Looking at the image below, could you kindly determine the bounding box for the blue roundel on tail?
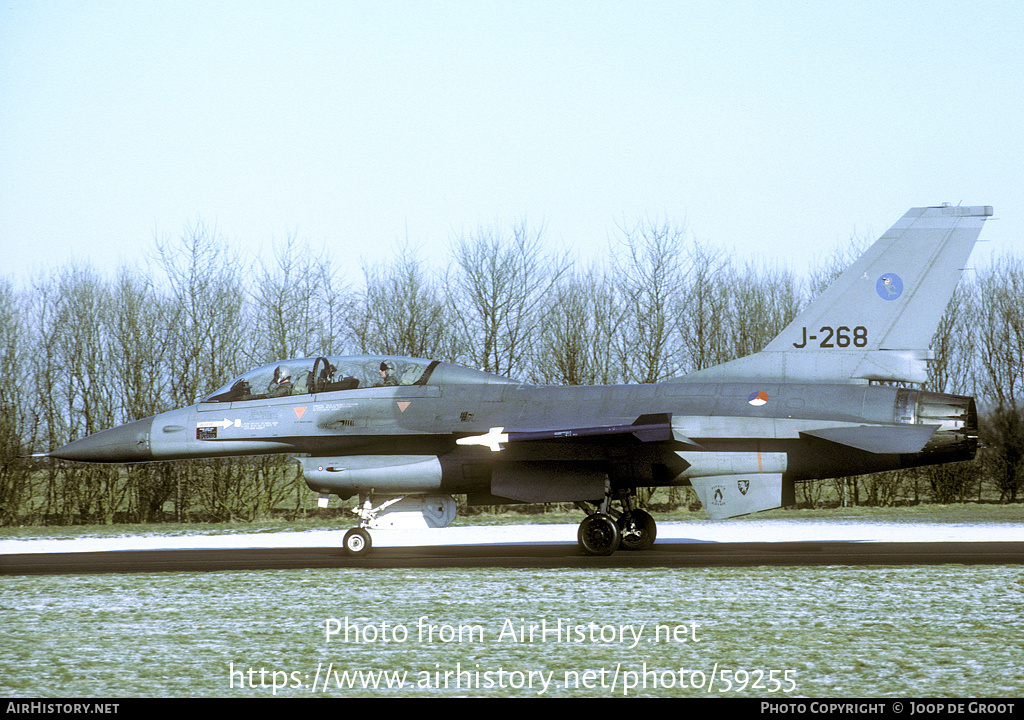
[876,273,903,301]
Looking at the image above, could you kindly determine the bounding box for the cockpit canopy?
[202,355,438,403]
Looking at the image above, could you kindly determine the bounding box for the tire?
[343,528,372,556]
[577,513,621,556]
[617,509,657,551]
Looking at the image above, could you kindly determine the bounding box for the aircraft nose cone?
[48,417,154,463]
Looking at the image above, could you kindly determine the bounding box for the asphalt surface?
[3,521,1022,574]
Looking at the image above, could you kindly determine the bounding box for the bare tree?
[106,268,179,521]
[611,218,689,383]
[728,261,802,360]
[677,240,732,373]
[108,268,175,420]
[251,234,347,362]
[928,280,977,396]
[308,252,351,358]
[353,246,460,360]
[974,257,1024,502]
[450,221,570,378]
[155,219,247,404]
[532,267,624,385]
[0,280,35,524]
[25,266,127,523]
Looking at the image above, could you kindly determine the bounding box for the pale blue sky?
[2,1,1020,285]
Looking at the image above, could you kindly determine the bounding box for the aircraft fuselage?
[54,379,976,504]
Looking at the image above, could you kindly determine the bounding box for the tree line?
[1,219,1021,525]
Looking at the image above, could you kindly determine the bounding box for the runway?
[3,520,1022,574]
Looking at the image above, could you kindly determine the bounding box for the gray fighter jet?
[45,205,993,555]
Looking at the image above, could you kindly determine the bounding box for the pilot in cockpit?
[377,360,399,387]
[267,365,293,397]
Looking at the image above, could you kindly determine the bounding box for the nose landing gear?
[343,527,372,556]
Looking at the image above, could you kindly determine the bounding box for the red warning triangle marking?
[294,407,307,419]
[397,401,411,412]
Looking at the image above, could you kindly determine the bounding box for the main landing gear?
[575,491,657,556]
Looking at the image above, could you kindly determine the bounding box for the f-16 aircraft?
[45,205,992,556]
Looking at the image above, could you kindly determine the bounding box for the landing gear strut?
[575,490,657,555]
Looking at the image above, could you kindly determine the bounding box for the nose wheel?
[343,527,372,556]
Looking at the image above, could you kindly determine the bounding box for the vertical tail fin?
[688,205,992,384]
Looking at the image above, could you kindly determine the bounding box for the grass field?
[1,505,1022,699]
[2,565,1022,698]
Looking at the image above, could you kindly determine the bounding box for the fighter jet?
[44,205,992,556]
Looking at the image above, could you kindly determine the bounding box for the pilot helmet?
[274,365,292,383]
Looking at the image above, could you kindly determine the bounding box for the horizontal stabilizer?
[690,473,789,521]
[801,424,938,454]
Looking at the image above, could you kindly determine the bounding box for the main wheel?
[617,509,657,551]
[343,528,372,556]
[577,513,621,556]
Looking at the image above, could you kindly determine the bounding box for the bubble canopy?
[201,355,439,403]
